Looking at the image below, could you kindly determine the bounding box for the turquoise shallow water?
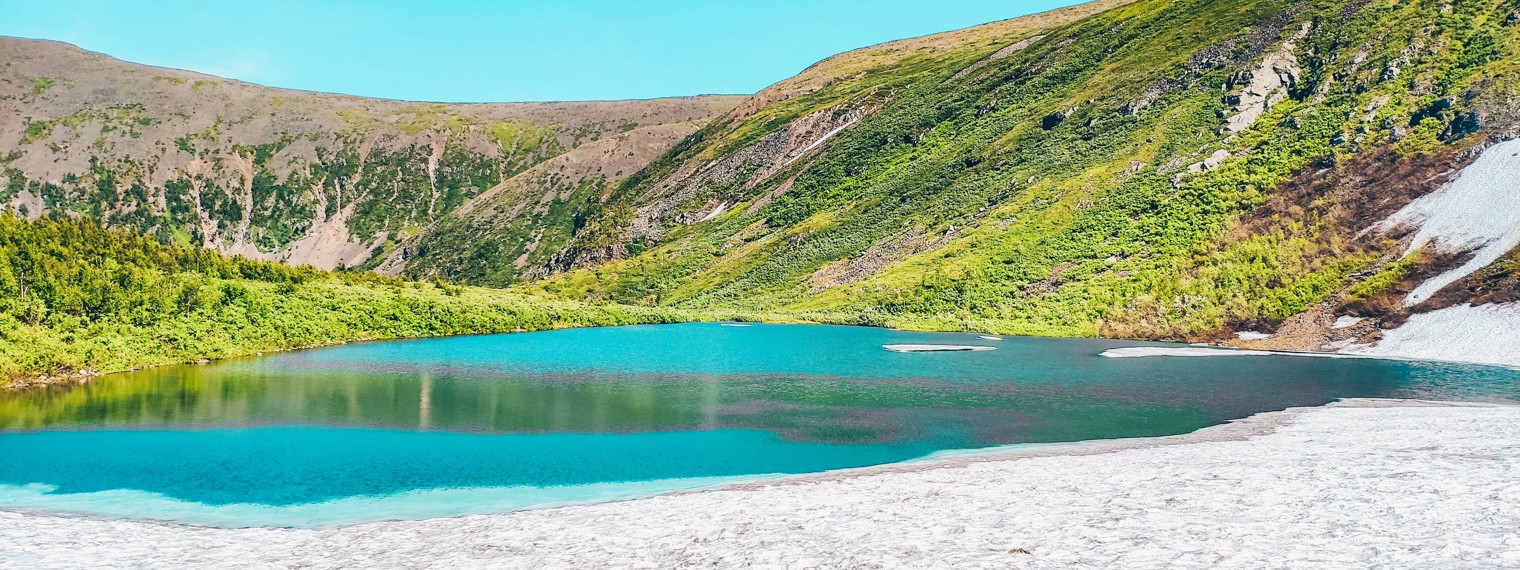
[1,323,1517,527]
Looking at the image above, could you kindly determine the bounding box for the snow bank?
[1235,331,1272,340]
[3,401,1516,568]
[1341,302,1520,368]
[1372,139,1520,306]
[0,475,770,530]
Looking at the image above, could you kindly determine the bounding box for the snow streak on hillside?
[1373,139,1520,306]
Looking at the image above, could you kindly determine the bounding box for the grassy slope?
[7,0,1516,385]
[0,214,766,386]
[393,0,1137,290]
[530,0,1519,339]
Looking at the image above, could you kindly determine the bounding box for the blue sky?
[0,0,1077,102]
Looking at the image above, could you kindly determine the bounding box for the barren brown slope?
[0,37,741,269]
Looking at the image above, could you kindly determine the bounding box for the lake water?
[1,323,1516,527]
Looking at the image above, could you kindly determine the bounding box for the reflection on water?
[0,323,1516,526]
[4,323,1516,444]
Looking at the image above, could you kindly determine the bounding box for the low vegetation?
[4,0,1518,385]
[530,0,1518,340]
[0,214,755,386]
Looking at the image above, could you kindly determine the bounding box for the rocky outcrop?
[1224,23,1309,133]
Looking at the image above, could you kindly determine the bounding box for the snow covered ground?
[3,399,1517,569]
[1371,138,1520,306]
[1342,302,1520,368]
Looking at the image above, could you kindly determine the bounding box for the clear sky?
[0,0,1078,103]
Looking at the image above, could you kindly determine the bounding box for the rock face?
[1225,24,1307,133]
[0,37,740,270]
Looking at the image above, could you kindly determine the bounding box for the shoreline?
[11,313,1517,392]
[4,398,1518,567]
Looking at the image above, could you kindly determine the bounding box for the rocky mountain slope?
[0,38,740,270]
[517,0,1520,357]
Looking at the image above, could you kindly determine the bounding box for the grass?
[0,214,769,386]
[520,0,1520,342]
[29,76,55,96]
[9,0,1518,372]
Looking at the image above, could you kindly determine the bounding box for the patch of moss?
[29,76,55,95]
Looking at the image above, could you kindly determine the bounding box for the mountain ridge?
[0,36,741,270]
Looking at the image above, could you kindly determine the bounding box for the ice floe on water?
[718,323,752,327]
[3,402,1517,568]
[883,344,996,353]
[977,335,1003,341]
[1371,138,1520,306]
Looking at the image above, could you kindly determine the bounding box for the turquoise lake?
[1,323,1517,527]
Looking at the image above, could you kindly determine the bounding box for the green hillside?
[4,0,1520,385]
[0,214,727,386]
[520,0,1518,340]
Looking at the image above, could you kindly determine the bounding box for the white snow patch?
[3,402,1518,568]
[783,117,859,166]
[1340,302,1520,368]
[697,201,729,222]
[1331,315,1364,329]
[883,344,996,353]
[1371,139,1520,306]
[1235,331,1272,341]
[0,475,769,530]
